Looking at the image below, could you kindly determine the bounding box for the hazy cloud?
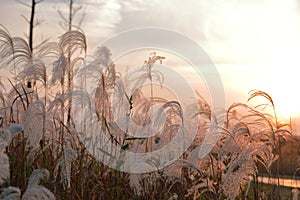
[115,0,300,64]
[0,0,300,63]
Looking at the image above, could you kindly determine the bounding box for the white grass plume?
[27,169,49,187]
[0,154,10,185]
[292,188,299,200]
[0,186,21,200]
[0,25,32,73]
[51,54,68,85]
[0,128,11,154]
[18,59,47,86]
[7,124,23,139]
[53,148,77,190]
[22,168,55,200]
[24,101,50,153]
[22,186,55,200]
[0,128,11,185]
[59,30,86,57]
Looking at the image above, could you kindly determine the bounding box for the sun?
[258,72,300,121]
[272,90,300,120]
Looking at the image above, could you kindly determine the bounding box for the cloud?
[115,0,300,64]
[81,0,122,50]
[1,0,300,64]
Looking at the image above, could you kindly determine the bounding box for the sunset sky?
[0,0,300,120]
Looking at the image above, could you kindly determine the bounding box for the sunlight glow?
[217,63,300,120]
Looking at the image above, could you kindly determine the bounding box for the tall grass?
[0,24,298,200]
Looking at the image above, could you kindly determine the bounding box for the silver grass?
[92,46,111,63]
[27,169,49,187]
[133,69,164,91]
[222,143,275,199]
[53,148,77,190]
[49,30,86,95]
[292,188,299,200]
[184,95,284,199]
[0,26,32,72]
[214,94,289,199]
[77,46,116,91]
[223,163,255,200]
[51,54,68,85]
[0,78,6,112]
[123,64,164,95]
[198,125,222,159]
[0,154,9,185]
[78,46,111,79]
[6,83,26,105]
[0,77,6,92]
[59,30,86,57]
[0,92,5,109]
[94,77,113,123]
[0,187,21,200]
[69,56,84,77]
[22,169,55,200]
[6,83,28,123]
[18,59,47,86]
[24,101,50,152]
[47,96,64,114]
[64,90,91,112]
[144,52,165,65]
[9,37,32,68]
[36,42,61,59]
[7,124,23,139]
[116,89,172,135]
[47,90,91,117]
[0,25,19,76]
[222,144,255,198]
[0,25,14,60]
[76,47,117,131]
[0,128,11,153]
[185,179,215,200]
[130,90,152,126]
[22,100,57,162]
[129,172,160,197]
[22,186,55,200]
[129,173,143,196]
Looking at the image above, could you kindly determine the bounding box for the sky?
[0,0,300,121]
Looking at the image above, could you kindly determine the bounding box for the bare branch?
[59,22,68,31]
[36,0,45,4]
[21,14,30,23]
[58,10,68,23]
[73,5,83,16]
[23,32,29,40]
[16,0,31,7]
[63,0,69,6]
[78,13,86,28]
[34,18,45,27]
